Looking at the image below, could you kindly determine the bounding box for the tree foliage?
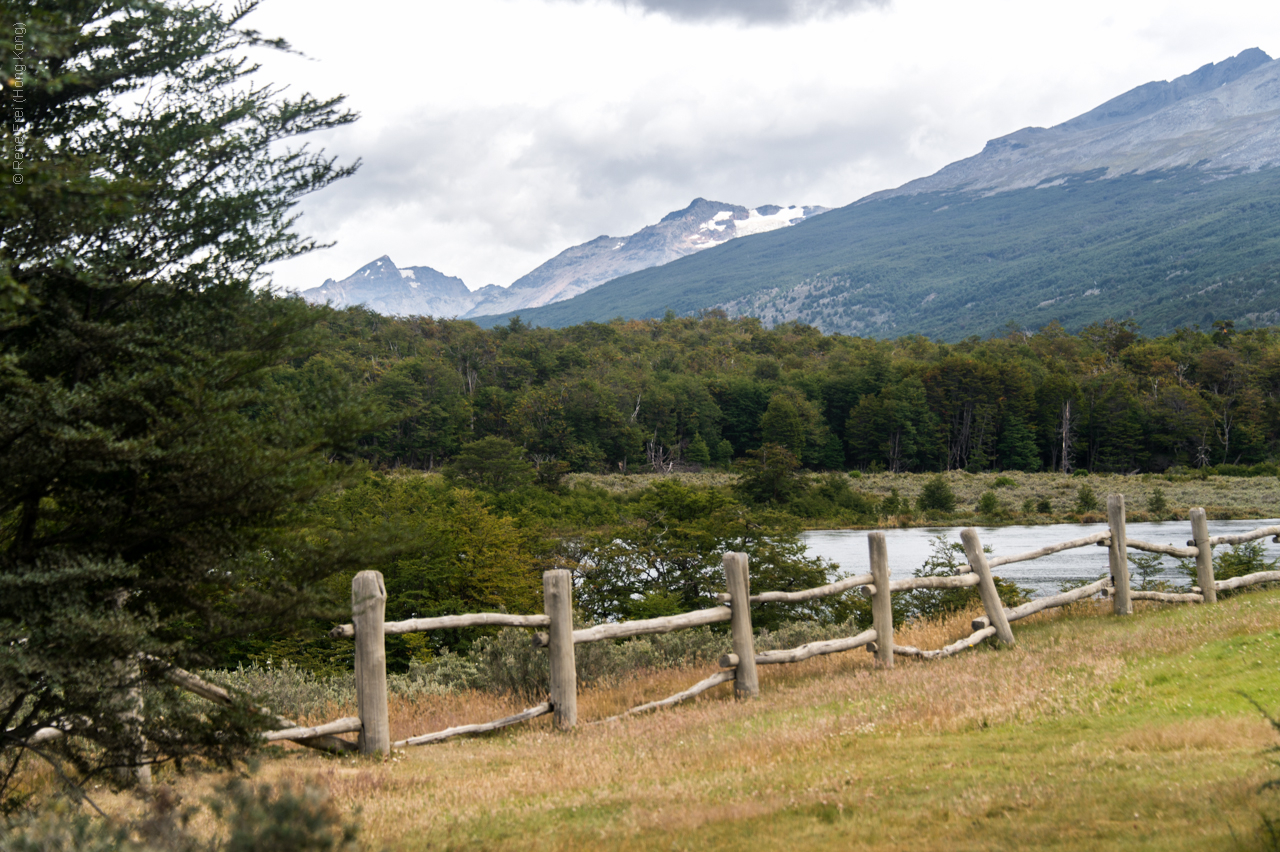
[0,0,371,799]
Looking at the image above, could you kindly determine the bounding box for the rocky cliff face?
[868,48,1280,201]
[299,200,827,318]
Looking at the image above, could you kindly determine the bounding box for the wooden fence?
[105,496,1280,757]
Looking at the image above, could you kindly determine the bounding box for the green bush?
[1147,487,1169,516]
[992,476,1017,488]
[1074,484,1099,513]
[1214,542,1278,585]
[916,475,957,513]
[1036,497,1053,514]
[902,536,1030,622]
[976,491,1001,515]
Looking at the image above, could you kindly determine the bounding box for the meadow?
[61,589,1280,851]
[569,468,1280,527]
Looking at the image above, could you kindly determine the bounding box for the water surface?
[801,519,1280,598]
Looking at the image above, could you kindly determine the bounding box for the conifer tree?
[0,0,377,799]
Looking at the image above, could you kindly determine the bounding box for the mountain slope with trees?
[472,51,1280,339]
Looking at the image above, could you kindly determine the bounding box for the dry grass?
[73,590,1280,851]
[569,469,1280,526]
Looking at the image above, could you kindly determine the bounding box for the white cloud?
[249,0,1280,293]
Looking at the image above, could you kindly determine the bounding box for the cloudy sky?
[245,0,1280,293]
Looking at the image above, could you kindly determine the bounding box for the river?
[801,519,1280,598]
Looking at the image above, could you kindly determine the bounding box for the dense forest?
[310,309,1280,476]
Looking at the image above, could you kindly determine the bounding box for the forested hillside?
[473,168,1280,338]
[313,309,1280,475]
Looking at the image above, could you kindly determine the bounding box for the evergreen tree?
[1,0,374,799]
[996,415,1041,471]
[685,432,712,465]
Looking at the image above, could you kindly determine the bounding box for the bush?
[916,475,957,513]
[902,536,1030,622]
[976,491,1001,515]
[1214,541,1278,585]
[1074,484,1099,513]
[1036,497,1053,514]
[992,476,1017,488]
[1147,487,1169,516]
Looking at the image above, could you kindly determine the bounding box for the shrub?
[1215,541,1278,584]
[1021,498,1036,514]
[902,536,1030,622]
[1074,484,1099,513]
[992,476,1017,488]
[976,491,1001,515]
[878,488,907,518]
[916,475,957,513]
[1128,551,1180,592]
[1147,487,1169,516]
[1036,497,1053,514]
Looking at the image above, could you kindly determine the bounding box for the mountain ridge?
[298,199,827,318]
[468,49,1280,340]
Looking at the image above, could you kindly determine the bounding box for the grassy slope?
[474,167,1280,341]
[97,590,1280,851]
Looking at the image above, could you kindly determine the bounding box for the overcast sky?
[245,0,1280,293]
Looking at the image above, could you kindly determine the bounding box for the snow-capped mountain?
[298,200,828,318]
[299,257,475,318]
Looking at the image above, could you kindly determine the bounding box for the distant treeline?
[307,309,1280,475]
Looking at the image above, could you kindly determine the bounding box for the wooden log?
[352,570,390,755]
[1207,525,1280,547]
[397,702,551,747]
[263,717,364,742]
[329,612,551,639]
[884,574,981,593]
[531,606,732,647]
[1129,590,1205,603]
[1108,495,1132,616]
[713,573,875,604]
[718,653,740,668]
[138,655,357,754]
[987,531,1111,568]
[543,569,577,730]
[595,672,735,723]
[961,528,1015,646]
[112,652,151,786]
[754,629,878,665]
[394,703,553,747]
[1190,508,1217,606]
[869,532,893,668]
[1126,538,1199,559]
[1215,570,1280,591]
[971,576,1110,631]
[26,726,68,745]
[893,626,998,660]
[723,552,760,699]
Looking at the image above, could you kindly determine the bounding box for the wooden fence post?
[723,552,759,698]
[868,532,893,668]
[543,569,577,729]
[1190,508,1216,605]
[960,528,1015,646]
[1107,494,1132,615]
[352,570,390,755]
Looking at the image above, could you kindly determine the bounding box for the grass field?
[567,469,1280,528]
[80,589,1280,851]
